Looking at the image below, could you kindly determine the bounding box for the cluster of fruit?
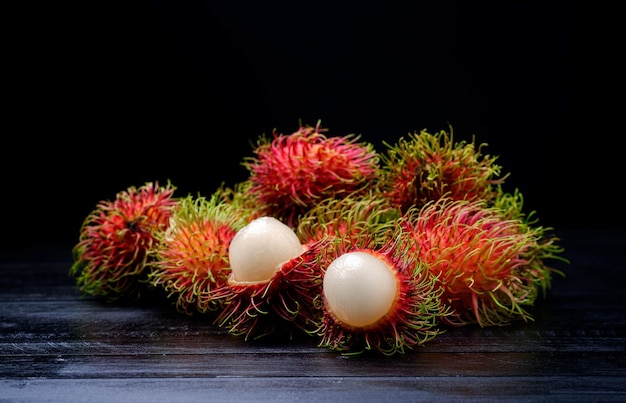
[70,122,567,356]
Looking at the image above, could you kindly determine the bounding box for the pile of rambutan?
[70,121,568,356]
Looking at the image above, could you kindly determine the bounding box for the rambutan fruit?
[295,191,400,248]
[400,197,566,327]
[309,232,448,356]
[242,121,380,227]
[212,180,264,222]
[147,192,252,316]
[214,216,329,340]
[379,128,506,213]
[69,181,178,302]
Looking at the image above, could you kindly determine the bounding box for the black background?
[3,2,623,261]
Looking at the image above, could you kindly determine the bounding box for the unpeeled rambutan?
[69,181,178,302]
[147,193,252,315]
[309,232,448,356]
[214,216,329,340]
[295,191,400,248]
[400,197,566,327]
[379,128,506,213]
[242,121,380,227]
[212,180,264,222]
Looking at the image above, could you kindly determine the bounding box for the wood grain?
[1,229,625,402]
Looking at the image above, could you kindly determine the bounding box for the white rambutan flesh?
[323,251,399,328]
[228,216,306,283]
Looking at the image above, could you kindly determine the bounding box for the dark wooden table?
[1,229,625,402]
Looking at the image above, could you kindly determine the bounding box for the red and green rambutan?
[309,231,449,356]
[400,196,566,327]
[69,181,178,302]
[147,192,253,316]
[295,191,400,248]
[242,121,380,227]
[211,180,264,222]
[378,128,506,213]
[214,216,330,340]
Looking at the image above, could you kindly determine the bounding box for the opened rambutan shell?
[310,233,448,356]
[69,181,178,302]
[214,216,329,340]
[243,121,380,227]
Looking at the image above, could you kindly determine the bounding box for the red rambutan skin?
[148,194,249,315]
[70,181,177,302]
[243,122,380,227]
[401,197,561,327]
[213,240,329,340]
[309,236,447,356]
[379,128,506,213]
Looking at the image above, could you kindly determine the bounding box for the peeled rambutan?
[242,121,380,227]
[69,181,178,302]
[379,128,506,213]
[147,193,252,315]
[214,216,329,340]
[309,232,448,356]
[400,197,566,327]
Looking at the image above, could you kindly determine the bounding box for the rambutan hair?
[70,181,178,302]
[400,197,565,327]
[242,121,380,227]
[379,128,506,213]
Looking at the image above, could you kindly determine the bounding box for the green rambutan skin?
[147,192,253,316]
[308,231,450,356]
[69,181,178,302]
[400,197,566,327]
[242,121,381,227]
[211,180,264,222]
[295,191,400,248]
[379,128,507,213]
